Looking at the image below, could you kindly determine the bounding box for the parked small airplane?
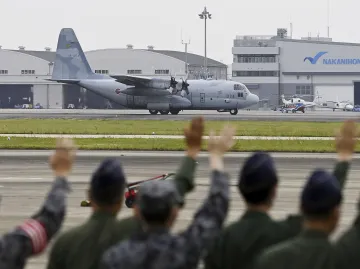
[48,28,259,115]
[320,98,354,111]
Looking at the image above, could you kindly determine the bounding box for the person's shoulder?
[258,239,293,262]
[53,224,85,246]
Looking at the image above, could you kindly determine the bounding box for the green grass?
[0,119,346,137]
[0,137,355,152]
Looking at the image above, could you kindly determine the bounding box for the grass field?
[0,119,346,137]
[0,137,354,152]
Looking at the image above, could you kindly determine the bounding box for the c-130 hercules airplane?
[48,28,259,115]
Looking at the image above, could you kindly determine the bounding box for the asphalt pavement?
[0,109,358,121]
[0,151,358,269]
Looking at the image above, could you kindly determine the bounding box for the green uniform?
[204,161,349,269]
[254,230,336,269]
[46,156,197,269]
[333,210,360,268]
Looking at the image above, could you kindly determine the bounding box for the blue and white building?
[232,28,360,108]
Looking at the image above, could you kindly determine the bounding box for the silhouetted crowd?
[0,117,359,269]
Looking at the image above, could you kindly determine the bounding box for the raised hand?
[49,138,77,177]
[184,117,204,158]
[335,120,359,160]
[208,125,236,156]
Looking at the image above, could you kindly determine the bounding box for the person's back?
[255,169,344,269]
[47,117,204,269]
[49,212,135,269]
[255,230,336,269]
[205,121,354,269]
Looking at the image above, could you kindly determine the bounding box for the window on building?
[305,85,311,95]
[95,70,109,74]
[127,70,142,74]
[0,70,8,75]
[154,69,170,75]
[232,70,278,77]
[235,54,277,63]
[21,70,35,75]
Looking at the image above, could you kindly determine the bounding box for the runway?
[0,150,359,269]
[0,109,358,122]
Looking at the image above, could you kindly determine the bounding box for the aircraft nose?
[250,94,259,105]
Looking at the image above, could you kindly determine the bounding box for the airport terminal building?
[0,45,227,109]
[232,28,360,109]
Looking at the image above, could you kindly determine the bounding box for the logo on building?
[303,52,328,64]
[304,51,360,65]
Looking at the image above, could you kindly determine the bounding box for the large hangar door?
[63,84,81,109]
[354,82,360,106]
[0,85,32,108]
[314,85,354,104]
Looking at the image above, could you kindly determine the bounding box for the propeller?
[170,76,178,89]
[180,78,190,96]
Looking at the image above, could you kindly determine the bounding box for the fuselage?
[79,78,259,111]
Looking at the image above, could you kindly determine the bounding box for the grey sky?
[0,0,357,64]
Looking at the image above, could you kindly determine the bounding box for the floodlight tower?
[198,6,211,78]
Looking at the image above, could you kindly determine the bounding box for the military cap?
[239,151,278,192]
[301,169,342,214]
[136,179,183,215]
[90,158,126,192]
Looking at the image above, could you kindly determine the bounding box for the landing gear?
[170,109,180,115]
[159,110,169,115]
[149,110,158,115]
[230,109,238,115]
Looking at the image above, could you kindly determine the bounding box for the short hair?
[90,158,126,207]
[301,169,342,220]
[140,206,173,225]
[238,152,278,205]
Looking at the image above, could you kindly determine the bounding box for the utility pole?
[181,38,190,75]
[198,7,211,78]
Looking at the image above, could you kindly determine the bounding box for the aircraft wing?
[111,75,154,87]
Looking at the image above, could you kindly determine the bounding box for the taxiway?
[0,151,358,269]
[0,109,358,122]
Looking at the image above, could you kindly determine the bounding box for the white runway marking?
[0,134,335,140]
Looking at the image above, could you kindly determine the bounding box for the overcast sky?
[0,0,357,64]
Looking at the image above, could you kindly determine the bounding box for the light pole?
[198,6,211,78]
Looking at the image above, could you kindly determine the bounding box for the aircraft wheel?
[160,110,169,115]
[125,197,135,208]
[149,110,158,115]
[230,109,238,115]
[170,109,180,115]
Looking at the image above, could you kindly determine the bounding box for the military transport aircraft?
[48,28,259,115]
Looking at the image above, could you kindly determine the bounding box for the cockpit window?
[234,84,246,91]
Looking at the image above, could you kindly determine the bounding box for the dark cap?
[301,169,342,214]
[90,158,126,205]
[136,179,182,215]
[239,152,278,192]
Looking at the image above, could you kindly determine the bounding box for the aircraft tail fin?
[52,28,94,81]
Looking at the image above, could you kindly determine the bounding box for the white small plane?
[320,98,354,111]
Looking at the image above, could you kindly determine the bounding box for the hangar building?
[232,28,360,109]
[0,45,227,109]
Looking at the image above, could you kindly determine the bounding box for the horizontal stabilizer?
[45,79,80,84]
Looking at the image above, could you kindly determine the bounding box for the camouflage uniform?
[100,170,229,269]
[0,177,70,269]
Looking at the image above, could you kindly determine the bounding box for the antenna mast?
[327,0,330,37]
[181,31,190,75]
